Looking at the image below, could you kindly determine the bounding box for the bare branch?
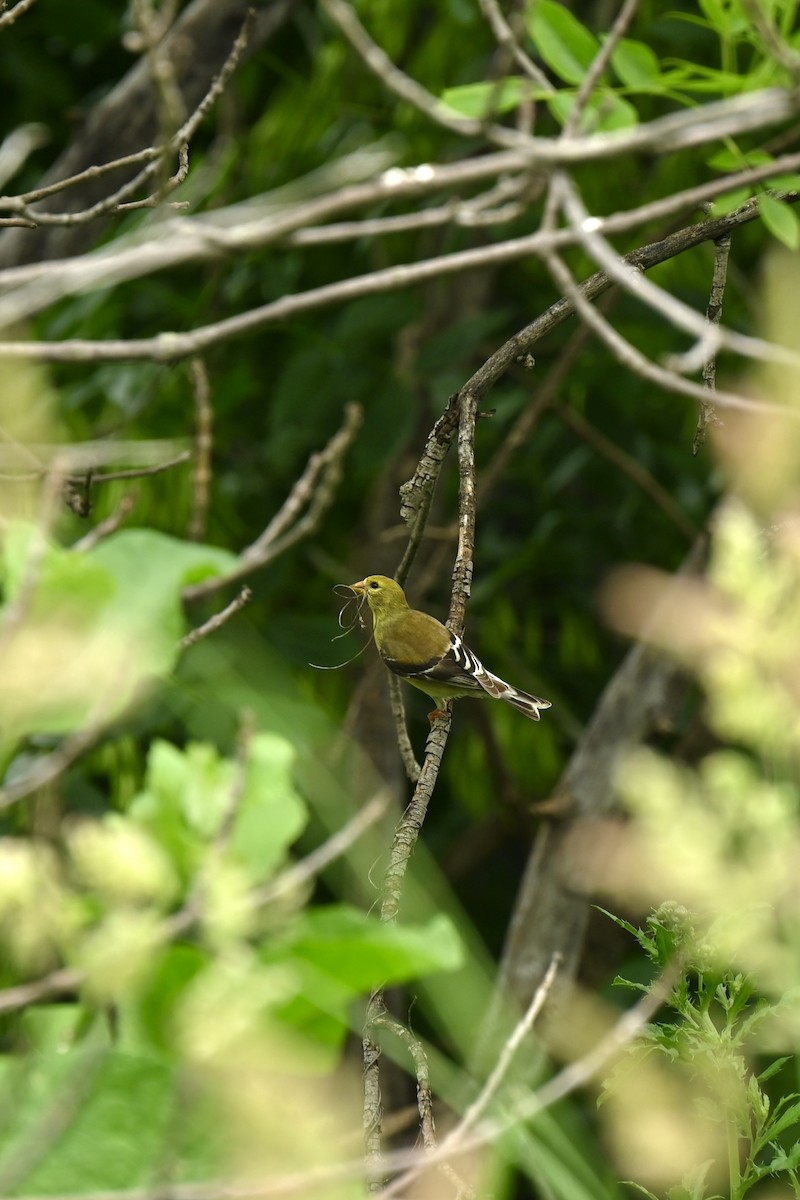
[383,961,679,1199]
[398,394,459,541]
[1,141,792,291]
[565,0,639,135]
[542,245,789,415]
[555,403,699,539]
[388,674,421,784]
[254,789,392,907]
[0,722,102,811]
[693,234,732,454]
[319,0,522,148]
[0,10,251,229]
[2,182,798,368]
[183,403,362,602]
[71,492,138,551]
[180,586,252,648]
[81,451,192,485]
[448,953,561,1144]
[0,0,37,29]
[2,138,800,347]
[0,967,80,1016]
[479,0,551,87]
[552,171,800,371]
[448,390,479,636]
[188,357,213,540]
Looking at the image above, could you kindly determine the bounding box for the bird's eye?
[369,580,380,590]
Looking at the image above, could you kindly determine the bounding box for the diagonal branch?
[183,403,362,602]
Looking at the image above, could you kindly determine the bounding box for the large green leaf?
[228,732,308,880]
[759,193,800,250]
[0,526,237,738]
[527,0,600,85]
[131,734,307,884]
[88,528,238,676]
[285,905,464,990]
[0,1043,175,1195]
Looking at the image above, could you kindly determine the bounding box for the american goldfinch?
[351,575,551,721]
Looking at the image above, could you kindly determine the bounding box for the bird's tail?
[504,687,552,721]
[477,669,552,721]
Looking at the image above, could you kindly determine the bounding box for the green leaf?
[0,1045,176,1193]
[440,77,542,118]
[286,906,464,991]
[760,193,800,249]
[137,944,208,1053]
[758,1056,791,1083]
[89,528,238,677]
[610,38,661,89]
[131,735,306,884]
[760,1098,800,1142]
[227,732,307,880]
[712,186,753,215]
[548,88,638,132]
[760,1141,800,1175]
[0,524,119,736]
[527,0,600,85]
[707,147,773,172]
[0,526,238,739]
[140,739,234,836]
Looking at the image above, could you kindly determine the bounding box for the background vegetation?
[2,0,800,1196]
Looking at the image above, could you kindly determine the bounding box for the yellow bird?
[351,575,551,721]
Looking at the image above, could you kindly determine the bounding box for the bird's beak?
[350,579,366,595]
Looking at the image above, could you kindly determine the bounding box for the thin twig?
[0,966,80,1015]
[564,0,639,136]
[542,245,784,417]
[448,390,479,636]
[447,953,561,1145]
[80,451,192,484]
[552,171,795,375]
[387,675,421,784]
[693,233,731,454]
[188,357,213,540]
[0,722,102,811]
[183,403,362,602]
[398,394,459,548]
[554,403,698,540]
[71,492,138,552]
[3,184,798,374]
[479,0,550,87]
[319,0,524,150]
[381,961,679,1199]
[371,1006,475,1197]
[181,586,252,649]
[0,12,253,227]
[254,789,392,907]
[372,1005,437,1151]
[0,0,37,28]
[361,710,453,1179]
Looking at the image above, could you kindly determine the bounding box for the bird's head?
[350,574,409,615]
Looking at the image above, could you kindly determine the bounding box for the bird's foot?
[427,707,448,722]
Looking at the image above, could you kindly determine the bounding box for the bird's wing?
[383,631,486,694]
